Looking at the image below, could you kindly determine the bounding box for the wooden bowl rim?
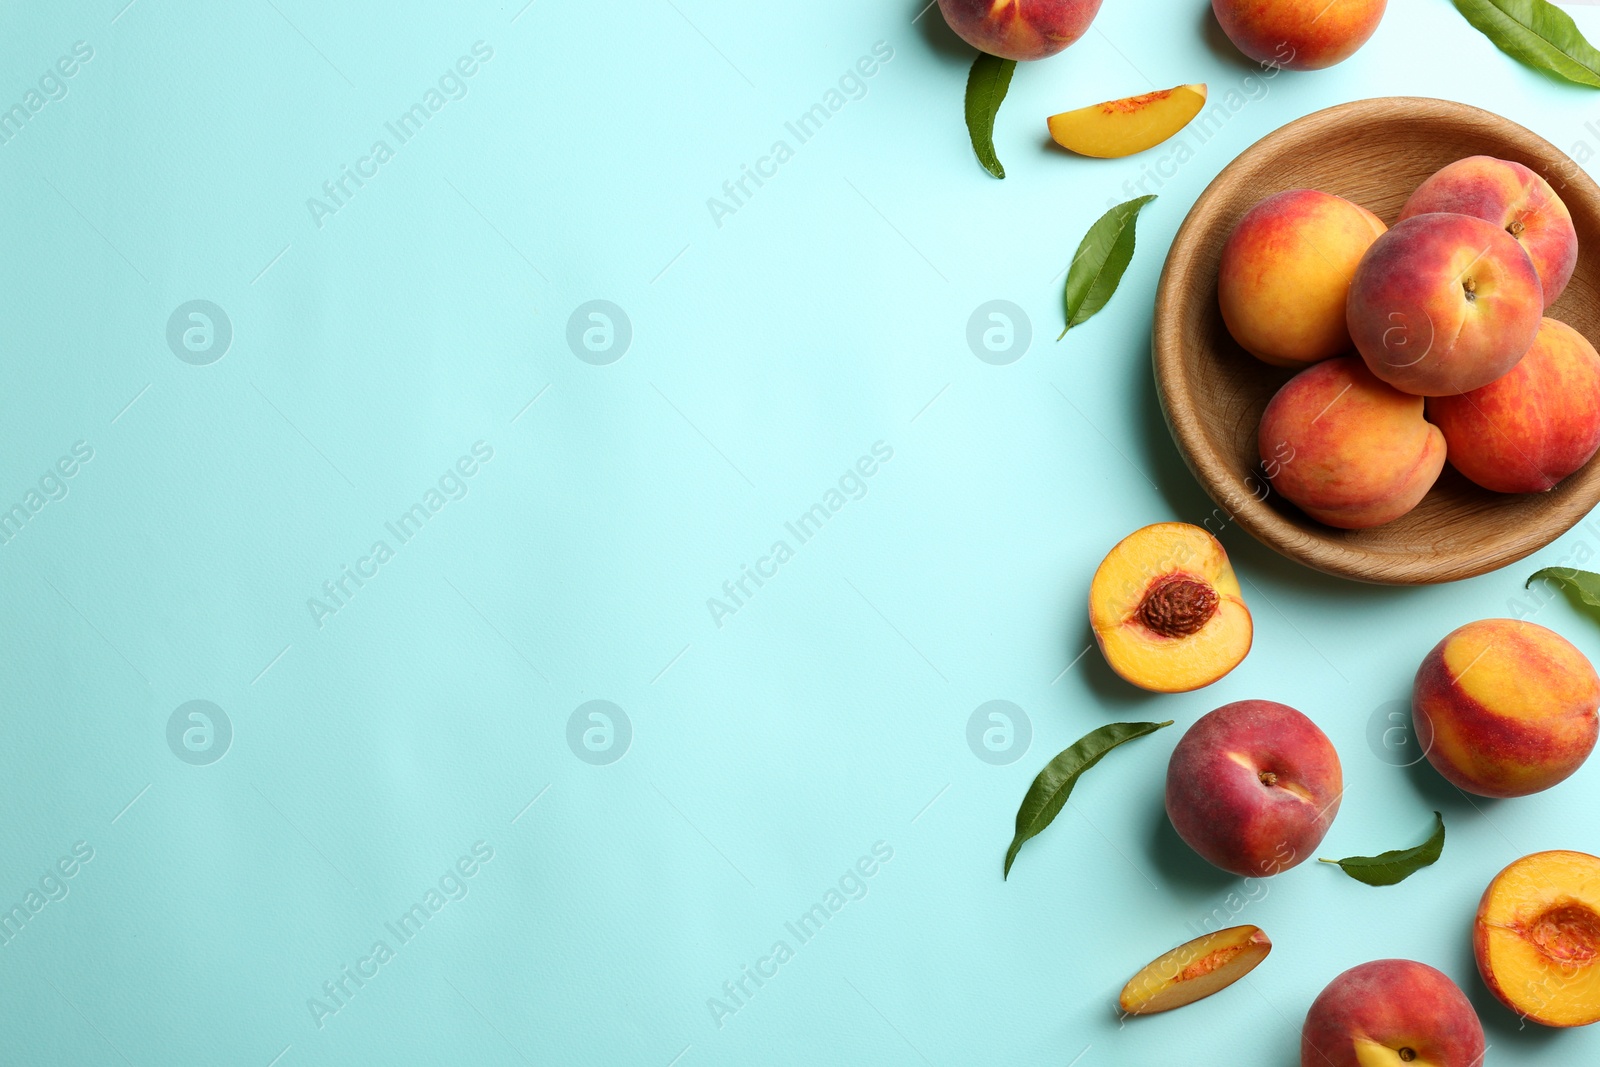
[1153,96,1600,585]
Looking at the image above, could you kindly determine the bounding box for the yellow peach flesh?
[1119,925,1271,1015]
[1476,850,1600,1027]
[1089,523,1252,693]
[1047,84,1208,159]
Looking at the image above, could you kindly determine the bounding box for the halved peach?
[1089,523,1252,693]
[1047,84,1207,159]
[1120,925,1271,1015]
[1476,849,1600,1027]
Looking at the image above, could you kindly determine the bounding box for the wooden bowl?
[1154,97,1600,585]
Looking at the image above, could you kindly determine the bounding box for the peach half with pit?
[1476,849,1600,1027]
[1088,522,1252,693]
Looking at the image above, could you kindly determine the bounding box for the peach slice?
[1475,850,1600,1027]
[1047,84,1207,159]
[1119,925,1271,1015]
[1088,523,1252,693]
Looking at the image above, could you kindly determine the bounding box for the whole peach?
[1212,0,1387,71]
[1258,356,1446,529]
[937,0,1103,62]
[1348,212,1543,396]
[1401,155,1578,307]
[1413,618,1600,798]
[1218,189,1386,368]
[1301,960,1485,1067]
[1165,700,1342,878]
[1428,318,1600,493]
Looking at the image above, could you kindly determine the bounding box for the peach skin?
[1257,356,1446,529]
[1088,523,1252,693]
[1401,155,1578,307]
[1413,618,1600,798]
[1476,850,1600,1027]
[1165,700,1341,878]
[1348,212,1543,396]
[937,0,1103,61]
[1218,189,1386,368]
[1428,318,1600,493]
[1301,959,1486,1067]
[1212,0,1387,71]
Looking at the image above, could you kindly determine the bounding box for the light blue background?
[5,0,1600,1063]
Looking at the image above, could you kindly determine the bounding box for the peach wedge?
[1048,84,1207,158]
[1089,523,1252,693]
[1120,925,1271,1015]
[1476,850,1600,1027]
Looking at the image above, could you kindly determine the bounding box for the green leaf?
[1319,812,1446,887]
[1528,567,1600,616]
[1004,720,1173,879]
[1452,0,1600,88]
[1059,195,1157,341]
[965,52,1016,179]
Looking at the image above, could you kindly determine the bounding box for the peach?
[1218,189,1386,368]
[1212,0,1387,71]
[937,0,1103,62]
[1165,700,1341,878]
[1047,84,1207,159]
[1258,356,1446,529]
[1428,318,1600,493]
[1301,959,1486,1067]
[1088,523,1252,693]
[1119,925,1271,1015]
[1348,212,1543,396]
[1401,155,1578,307]
[1476,850,1600,1027]
[1413,618,1600,798]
